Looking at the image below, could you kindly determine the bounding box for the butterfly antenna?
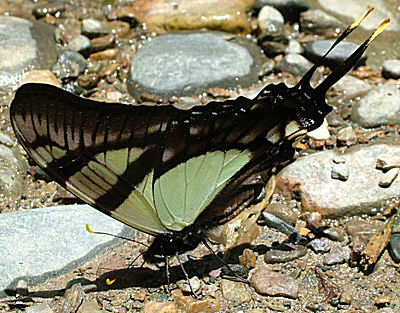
[315,17,390,95]
[296,6,375,89]
[85,224,149,248]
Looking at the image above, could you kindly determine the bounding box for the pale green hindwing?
[153,149,252,231]
[79,147,170,235]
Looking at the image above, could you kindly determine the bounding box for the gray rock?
[331,163,349,181]
[128,32,265,98]
[300,9,344,35]
[351,84,400,128]
[316,0,400,31]
[382,59,400,79]
[304,40,367,69]
[333,75,373,99]
[285,39,303,54]
[52,50,87,79]
[0,205,135,298]
[376,154,400,170]
[68,35,92,53]
[276,53,313,77]
[257,5,285,33]
[254,0,310,22]
[275,144,400,217]
[81,19,109,38]
[0,145,27,198]
[0,16,57,93]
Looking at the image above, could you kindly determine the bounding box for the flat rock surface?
[127,31,265,98]
[0,16,57,93]
[275,143,400,217]
[0,205,133,298]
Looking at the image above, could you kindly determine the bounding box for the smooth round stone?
[128,32,265,98]
[81,18,109,38]
[0,16,57,93]
[67,35,91,53]
[333,75,372,100]
[276,53,312,76]
[300,9,344,35]
[254,0,310,22]
[351,84,400,128]
[285,39,303,54]
[258,5,284,33]
[382,59,400,79]
[304,40,367,69]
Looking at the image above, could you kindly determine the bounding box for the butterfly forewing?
[11,84,291,235]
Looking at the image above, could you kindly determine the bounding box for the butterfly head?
[276,14,390,135]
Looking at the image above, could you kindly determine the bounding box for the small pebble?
[179,276,201,294]
[382,59,400,79]
[220,279,251,305]
[331,163,349,181]
[16,279,28,296]
[333,157,345,164]
[376,154,400,170]
[250,268,299,299]
[68,35,91,53]
[323,246,351,265]
[285,39,303,54]
[276,53,313,77]
[52,50,87,79]
[81,18,109,38]
[379,168,399,188]
[257,5,284,34]
[264,243,307,264]
[309,238,331,253]
[77,73,100,89]
[337,126,356,145]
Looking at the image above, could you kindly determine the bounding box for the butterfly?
[10,10,388,264]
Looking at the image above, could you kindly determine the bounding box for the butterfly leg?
[202,238,248,284]
[175,253,200,298]
[164,255,171,294]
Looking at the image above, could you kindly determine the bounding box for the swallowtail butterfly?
[10,10,388,261]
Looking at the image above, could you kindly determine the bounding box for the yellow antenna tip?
[370,18,390,42]
[106,278,116,285]
[351,6,374,28]
[86,224,95,234]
